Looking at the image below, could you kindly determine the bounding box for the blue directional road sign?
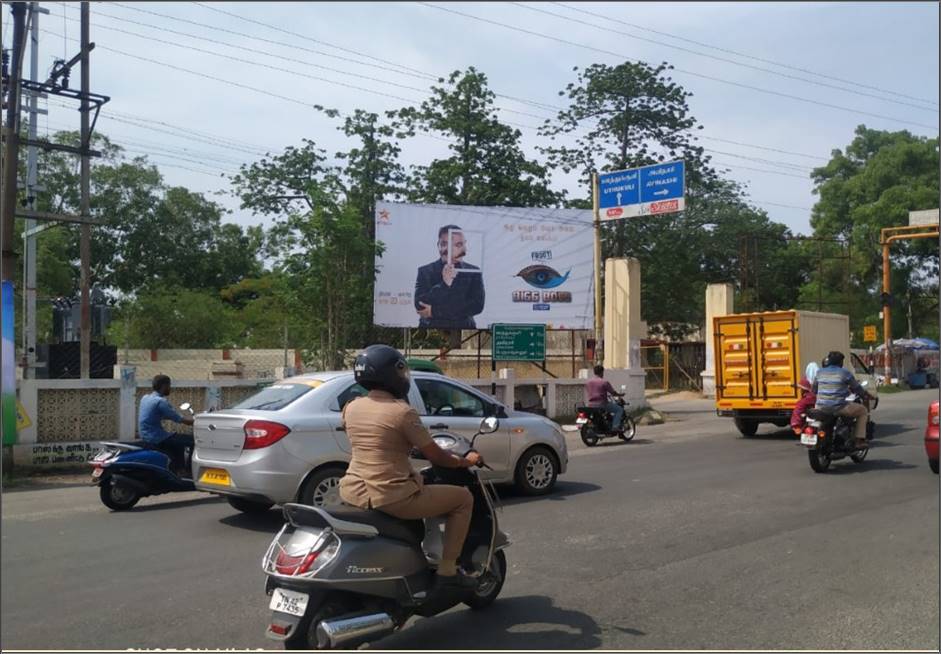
[597,160,685,221]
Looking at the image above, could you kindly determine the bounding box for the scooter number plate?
[269,587,308,617]
[800,434,818,446]
[575,418,588,425]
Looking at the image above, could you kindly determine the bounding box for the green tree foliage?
[392,68,563,207]
[540,61,793,338]
[806,125,939,342]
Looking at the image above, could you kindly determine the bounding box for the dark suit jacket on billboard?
[414,259,485,330]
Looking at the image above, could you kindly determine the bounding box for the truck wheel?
[734,417,759,438]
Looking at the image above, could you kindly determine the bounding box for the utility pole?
[79,1,91,379]
[23,1,49,380]
[1,2,27,284]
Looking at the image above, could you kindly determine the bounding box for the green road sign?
[492,324,546,361]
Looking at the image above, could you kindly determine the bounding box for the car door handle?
[335,426,345,432]
[429,423,449,430]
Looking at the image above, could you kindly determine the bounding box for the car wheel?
[734,417,759,438]
[930,459,939,474]
[299,466,346,507]
[514,446,558,496]
[227,497,274,514]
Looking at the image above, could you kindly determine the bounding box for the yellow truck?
[714,310,851,437]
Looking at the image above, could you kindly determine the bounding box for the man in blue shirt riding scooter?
[138,374,195,476]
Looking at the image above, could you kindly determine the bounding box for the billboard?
[373,202,594,329]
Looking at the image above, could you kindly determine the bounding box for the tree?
[231,142,381,368]
[18,131,261,296]
[117,286,238,349]
[540,61,792,339]
[392,68,563,207]
[539,61,718,194]
[807,125,939,342]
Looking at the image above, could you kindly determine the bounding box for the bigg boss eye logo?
[515,265,571,289]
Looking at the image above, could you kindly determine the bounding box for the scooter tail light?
[274,550,319,576]
[577,412,587,420]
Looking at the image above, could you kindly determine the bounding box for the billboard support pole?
[592,172,602,362]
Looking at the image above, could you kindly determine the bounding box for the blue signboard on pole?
[597,160,685,221]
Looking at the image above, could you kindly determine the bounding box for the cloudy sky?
[8,1,940,235]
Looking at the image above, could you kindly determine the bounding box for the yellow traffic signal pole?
[880,224,940,380]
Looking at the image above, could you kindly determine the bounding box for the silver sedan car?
[193,371,568,513]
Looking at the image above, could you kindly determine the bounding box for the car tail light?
[244,420,291,449]
[274,550,319,575]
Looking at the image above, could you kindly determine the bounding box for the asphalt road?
[2,390,938,650]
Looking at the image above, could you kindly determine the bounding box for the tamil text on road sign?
[598,160,686,221]
[863,325,877,342]
[492,324,546,362]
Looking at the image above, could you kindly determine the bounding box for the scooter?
[90,403,196,511]
[261,416,510,650]
[575,387,636,446]
[800,388,878,473]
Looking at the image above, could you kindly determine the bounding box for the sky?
[6,1,940,236]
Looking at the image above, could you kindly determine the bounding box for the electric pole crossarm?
[14,210,97,225]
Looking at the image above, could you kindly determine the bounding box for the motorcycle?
[575,388,636,447]
[90,402,196,510]
[801,388,878,473]
[261,416,509,650]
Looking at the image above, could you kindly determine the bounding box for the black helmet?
[353,344,411,399]
[823,351,845,367]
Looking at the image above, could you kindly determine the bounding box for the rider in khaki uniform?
[339,345,483,589]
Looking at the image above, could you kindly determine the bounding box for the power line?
[711,160,810,180]
[418,2,939,131]
[513,2,937,113]
[694,135,827,161]
[85,2,838,168]
[63,4,553,122]
[552,1,940,108]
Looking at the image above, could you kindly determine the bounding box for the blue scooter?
[91,403,196,511]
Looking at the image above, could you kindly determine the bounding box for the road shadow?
[130,495,225,512]
[218,508,285,533]
[749,428,800,441]
[872,423,914,438]
[497,480,603,506]
[591,438,654,447]
[825,458,918,475]
[373,594,617,649]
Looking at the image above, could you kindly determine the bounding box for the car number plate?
[575,418,588,425]
[269,588,308,617]
[199,468,231,486]
[800,434,818,446]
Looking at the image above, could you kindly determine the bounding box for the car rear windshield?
[232,382,318,411]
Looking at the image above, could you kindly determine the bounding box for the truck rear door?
[753,314,799,402]
[715,318,755,401]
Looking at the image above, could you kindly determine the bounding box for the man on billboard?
[414,225,485,329]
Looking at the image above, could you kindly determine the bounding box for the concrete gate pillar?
[602,258,646,407]
[701,283,735,398]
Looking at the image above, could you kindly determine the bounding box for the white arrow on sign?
[653,189,669,197]
[616,192,622,205]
